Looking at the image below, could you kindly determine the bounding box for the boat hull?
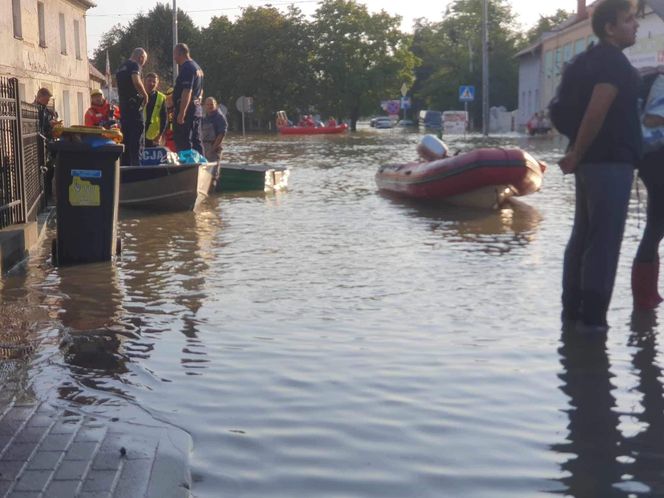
[120,164,201,211]
[375,148,545,209]
[216,164,289,192]
[278,124,348,135]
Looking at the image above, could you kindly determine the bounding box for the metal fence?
[0,77,45,230]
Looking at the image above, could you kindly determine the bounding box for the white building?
[0,0,95,125]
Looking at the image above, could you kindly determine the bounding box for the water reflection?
[385,195,543,254]
[625,311,664,496]
[119,209,214,375]
[55,261,129,405]
[554,331,627,497]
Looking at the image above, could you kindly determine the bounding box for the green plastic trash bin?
[49,141,124,265]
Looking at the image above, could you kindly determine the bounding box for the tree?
[92,3,201,89]
[311,0,418,130]
[525,10,572,45]
[200,6,316,128]
[410,0,522,129]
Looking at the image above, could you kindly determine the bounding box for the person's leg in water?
[578,162,633,330]
[562,171,589,323]
[633,150,664,309]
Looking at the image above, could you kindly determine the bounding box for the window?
[74,20,81,59]
[587,34,598,47]
[59,13,67,55]
[574,38,585,55]
[555,48,562,75]
[544,51,553,78]
[38,2,46,47]
[12,0,22,39]
[563,43,573,63]
[62,90,70,126]
[77,92,84,125]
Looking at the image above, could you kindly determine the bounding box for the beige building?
[0,0,95,126]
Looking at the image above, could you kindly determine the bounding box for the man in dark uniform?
[173,43,204,154]
[34,87,59,201]
[116,48,148,165]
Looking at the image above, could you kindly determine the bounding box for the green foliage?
[91,0,539,131]
[525,10,572,45]
[410,0,522,129]
[92,3,200,89]
[311,0,418,129]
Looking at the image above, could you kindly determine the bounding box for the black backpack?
[548,45,594,139]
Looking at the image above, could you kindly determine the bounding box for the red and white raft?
[376,147,546,209]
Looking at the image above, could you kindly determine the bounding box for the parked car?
[373,117,395,129]
[418,110,443,130]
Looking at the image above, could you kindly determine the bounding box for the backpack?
[548,45,594,139]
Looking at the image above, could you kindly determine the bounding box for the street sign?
[385,100,400,115]
[458,85,475,102]
[235,96,254,113]
[400,97,411,110]
[401,83,408,97]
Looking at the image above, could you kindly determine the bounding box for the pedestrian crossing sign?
[459,85,475,102]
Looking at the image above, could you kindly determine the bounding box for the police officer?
[116,48,148,165]
[173,43,204,154]
[143,73,168,148]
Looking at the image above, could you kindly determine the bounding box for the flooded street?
[1,128,662,497]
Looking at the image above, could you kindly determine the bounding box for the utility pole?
[172,0,178,84]
[482,0,489,136]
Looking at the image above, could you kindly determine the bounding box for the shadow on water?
[553,314,664,497]
[382,193,543,254]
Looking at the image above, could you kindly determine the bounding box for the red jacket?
[85,101,119,127]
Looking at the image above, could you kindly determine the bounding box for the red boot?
[632,259,664,310]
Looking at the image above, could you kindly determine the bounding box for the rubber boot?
[632,259,664,310]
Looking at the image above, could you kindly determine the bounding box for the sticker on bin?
[69,176,100,207]
[71,169,102,178]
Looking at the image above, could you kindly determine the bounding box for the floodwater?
[1,127,663,497]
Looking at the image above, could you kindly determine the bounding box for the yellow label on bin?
[69,176,100,206]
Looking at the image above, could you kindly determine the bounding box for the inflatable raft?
[376,147,546,209]
[278,124,348,135]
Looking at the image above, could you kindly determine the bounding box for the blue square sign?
[459,85,475,102]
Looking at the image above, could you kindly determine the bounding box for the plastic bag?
[178,149,208,164]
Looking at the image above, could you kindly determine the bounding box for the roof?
[515,40,542,59]
[88,61,106,83]
[69,0,96,9]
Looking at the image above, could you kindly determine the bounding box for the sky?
[86,0,580,56]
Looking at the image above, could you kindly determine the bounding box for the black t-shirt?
[581,43,642,164]
[174,59,204,118]
[116,59,142,111]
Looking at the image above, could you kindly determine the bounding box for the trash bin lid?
[49,141,124,153]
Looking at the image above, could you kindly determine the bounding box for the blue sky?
[86,0,580,56]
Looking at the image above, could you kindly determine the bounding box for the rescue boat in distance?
[278,123,348,135]
[375,147,546,209]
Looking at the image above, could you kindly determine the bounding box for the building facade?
[516,0,664,131]
[0,0,95,126]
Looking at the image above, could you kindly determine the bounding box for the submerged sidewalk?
[0,397,192,498]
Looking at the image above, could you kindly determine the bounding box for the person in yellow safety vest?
[143,72,168,148]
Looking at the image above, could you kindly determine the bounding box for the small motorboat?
[276,110,348,135]
[278,123,348,135]
[120,163,210,211]
[216,164,289,192]
[376,141,546,209]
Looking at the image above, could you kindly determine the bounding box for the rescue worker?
[116,47,149,165]
[34,87,59,201]
[84,89,119,127]
[202,97,228,163]
[143,73,168,148]
[173,43,204,154]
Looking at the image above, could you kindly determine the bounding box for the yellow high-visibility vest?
[146,91,166,140]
